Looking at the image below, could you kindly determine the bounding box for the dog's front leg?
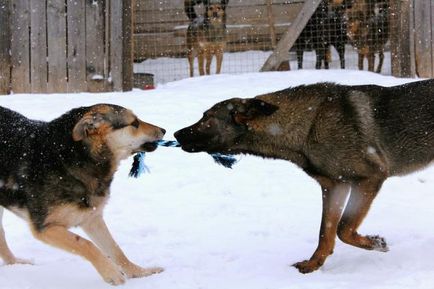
[32,225,125,285]
[81,215,163,279]
[216,48,224,74]
[205,51,212,75]
[294,177,350,273]
[198,50,205,75]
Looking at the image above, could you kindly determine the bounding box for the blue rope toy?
[129,140,238,178]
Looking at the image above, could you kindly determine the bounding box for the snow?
[0,70,432,289]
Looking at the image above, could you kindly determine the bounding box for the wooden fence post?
[413,0,433,78]
[0,0,11,95]
[111,0,133,91]
[390,0,416,78]
[261,0,321,72]
[266,0,277,49]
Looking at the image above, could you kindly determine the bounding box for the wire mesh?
[133,0,393,85]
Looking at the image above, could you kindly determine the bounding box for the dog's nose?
[161,128,166,135]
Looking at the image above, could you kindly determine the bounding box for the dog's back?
[360,80,434,174]
[0,107,41,177]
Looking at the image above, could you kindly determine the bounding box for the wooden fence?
[0,0,133,95]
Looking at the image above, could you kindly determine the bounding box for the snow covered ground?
[135,47,392,84]
[0,70,432,289]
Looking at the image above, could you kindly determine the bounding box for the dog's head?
[174,98,278,154]
[71,104,165,161]
[205,0,227,23]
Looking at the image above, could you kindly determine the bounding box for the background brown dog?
[175,79,434,273]
[344,0,390,72]
[186,1,228,76]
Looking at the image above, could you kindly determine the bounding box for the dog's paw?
[293,260,321,274]
[98,261,126,286]
[4,257,34,266]
[367,235,389,252]
[123,263,164,278]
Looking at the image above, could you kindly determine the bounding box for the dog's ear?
[233,99,278,125]
[72,113,106,141]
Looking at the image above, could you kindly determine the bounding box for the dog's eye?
[131,118,140,128]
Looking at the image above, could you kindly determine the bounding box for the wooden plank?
[110,0,133,91]
[390,0,400,76]
[30,0,48,93]
[413,0,432,78]
[110,0,123,91]
[67,0,86,92]
[10,0,31,93]
[0,0,11,94]
[122,0,133,91]
[402,0,415,77]
[261,0,321,71]
[267,0,277,48]
[86,0,107,92]
[431,0,434,78]
[47,0,67,93]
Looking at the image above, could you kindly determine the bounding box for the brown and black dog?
[344,0,390,72]
[185,0,228,77]
[0,104,165,285]
[175,79,434,273]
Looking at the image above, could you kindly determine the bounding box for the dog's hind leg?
[294,177,350,273]
[296,47,304,69]
[81,214,163,279]
[376,51,384,73]
[198,50,205,76]
[187,49,195,77]
[336,44,345,69]
[367,53,375,72]
[32,225,126,285]
[0,207,32,265]
[205,51,213,75]
[358,52,364,70]
[337,177,389,252]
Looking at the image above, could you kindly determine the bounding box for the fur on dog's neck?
[28,108,116,192]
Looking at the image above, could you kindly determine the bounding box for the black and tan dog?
[185,0,228,77]
[175,79,434,273]
[344,0,390,72]
[0,104,165,285]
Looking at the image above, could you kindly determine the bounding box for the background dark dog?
[344,0,390,72]
[185,0,229,76]
[175,79,434,273]
[0,104,165,284]
[294,0,351,70]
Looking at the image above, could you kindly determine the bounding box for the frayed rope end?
[129,152,151,178]
[129,140,238,178]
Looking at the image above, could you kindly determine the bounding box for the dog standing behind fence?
[344,0,390,72]
[185,0,229,77]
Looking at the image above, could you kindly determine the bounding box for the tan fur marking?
[31,225,125,285]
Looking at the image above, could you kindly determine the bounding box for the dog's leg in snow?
[337,177,388,252]
[294,177,350,273]
[81,214,163,279]
[32,225,126,285]
[0,207,32,265]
